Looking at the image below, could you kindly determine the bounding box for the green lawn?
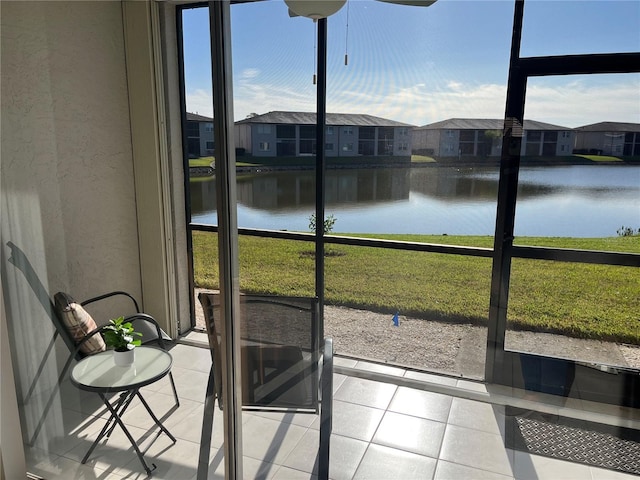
[411,155,437,163]
[575,154,623,162]
[189,157,214,167]
[192,232,640,344]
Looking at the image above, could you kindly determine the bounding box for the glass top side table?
[70,346,176,474]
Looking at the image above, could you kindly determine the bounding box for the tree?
[309,213,336,235]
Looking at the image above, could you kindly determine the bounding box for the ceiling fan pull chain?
[344,0,350,66]
[313,20,318,84]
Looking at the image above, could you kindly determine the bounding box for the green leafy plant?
[309,213,336,235]
[103,316,142,352]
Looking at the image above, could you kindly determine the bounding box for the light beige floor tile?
[118,390,187,432]
[334,377,397,410]
[352,360,406,377]
[404,370,458,386]
[310,399,385,442]
[457,379,489,393]
[512,450,593,480]
[372,411,446,458]
[590,465,640,479]
[119,435,200,480]
[439,425,514,477]
[448,397,505,436]
[434,460,514,480]
[272,465,318,479]
[282,430,368,480]
[164,400,224,446]
[168,343,212,373]
[28,452,125,480]
[163,365,210,402]
[42,408,106,457]
[388,386,452,423]
[61,422,151,477]
[333,356,359,368]
[332,373,348,394]
[353,443,437,480]
[242,415,309,465]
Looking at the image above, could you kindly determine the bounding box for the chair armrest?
[125,313,170,349]
[81,291,140,313]
[69,325,107,358]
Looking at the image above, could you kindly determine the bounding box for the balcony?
[24,342,640,480]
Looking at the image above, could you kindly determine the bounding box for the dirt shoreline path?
[193,289,639,378]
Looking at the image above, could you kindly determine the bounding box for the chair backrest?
[198,292,320,413]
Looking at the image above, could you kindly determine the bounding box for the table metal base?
[81,389,176,475]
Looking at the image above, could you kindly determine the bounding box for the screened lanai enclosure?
[179,0,638,400]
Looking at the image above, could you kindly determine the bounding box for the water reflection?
[190,165,639,237]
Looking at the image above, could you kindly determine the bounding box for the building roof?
[575,121,640,132]
[236,111,413,127]
[187,112,213,122]
[416,118,572,131]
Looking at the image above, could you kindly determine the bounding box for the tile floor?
[24,342,638,480]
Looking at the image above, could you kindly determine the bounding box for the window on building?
[259,142,270,151]
[186,121,199,137]
[275,124,296,156]
[205,123,214,132]
[299,125,316,155]
[206,141,214,150]
[342,143,354,152]
[358,141,375,155]
[358,127,376,155]
[458,130,476,156]
[377,127,395,155]
[326,126,334,135]
[398,127,409,136]
[343,126,354,135]
[257,125,271,134]
[276,125,296,138]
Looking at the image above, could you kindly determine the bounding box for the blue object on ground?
[392,312,399,327]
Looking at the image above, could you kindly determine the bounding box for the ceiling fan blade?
[288,7,300,17]
[375,0,437,6]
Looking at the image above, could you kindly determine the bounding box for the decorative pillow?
[55,294,106,355]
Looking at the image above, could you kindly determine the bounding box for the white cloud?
[241,68,261,79]
[525,79,640,128]
[186,88,214,117]
[189,75,640,128]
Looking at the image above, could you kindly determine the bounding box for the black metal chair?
[52,291,179,403]
[6,241,179,445]
[197,292,333,480]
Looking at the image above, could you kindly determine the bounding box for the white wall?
[1,0,142,460]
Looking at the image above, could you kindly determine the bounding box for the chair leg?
[197,365,217,480]
[318,338,334,480]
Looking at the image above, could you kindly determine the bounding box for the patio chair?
[197,292,333,480]
[5,241,179,444]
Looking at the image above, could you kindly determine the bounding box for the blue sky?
[181,0,640,127]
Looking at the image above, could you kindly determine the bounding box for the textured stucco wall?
[1,0,142,451]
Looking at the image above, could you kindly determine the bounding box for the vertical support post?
[485,0,526,383]
[208,2,243,479]
[315,18,328,341]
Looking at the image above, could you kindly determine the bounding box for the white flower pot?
[113,348,135,367]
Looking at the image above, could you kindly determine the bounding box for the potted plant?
[103,316,142,367]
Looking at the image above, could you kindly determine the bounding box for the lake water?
[190,164,640,237]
